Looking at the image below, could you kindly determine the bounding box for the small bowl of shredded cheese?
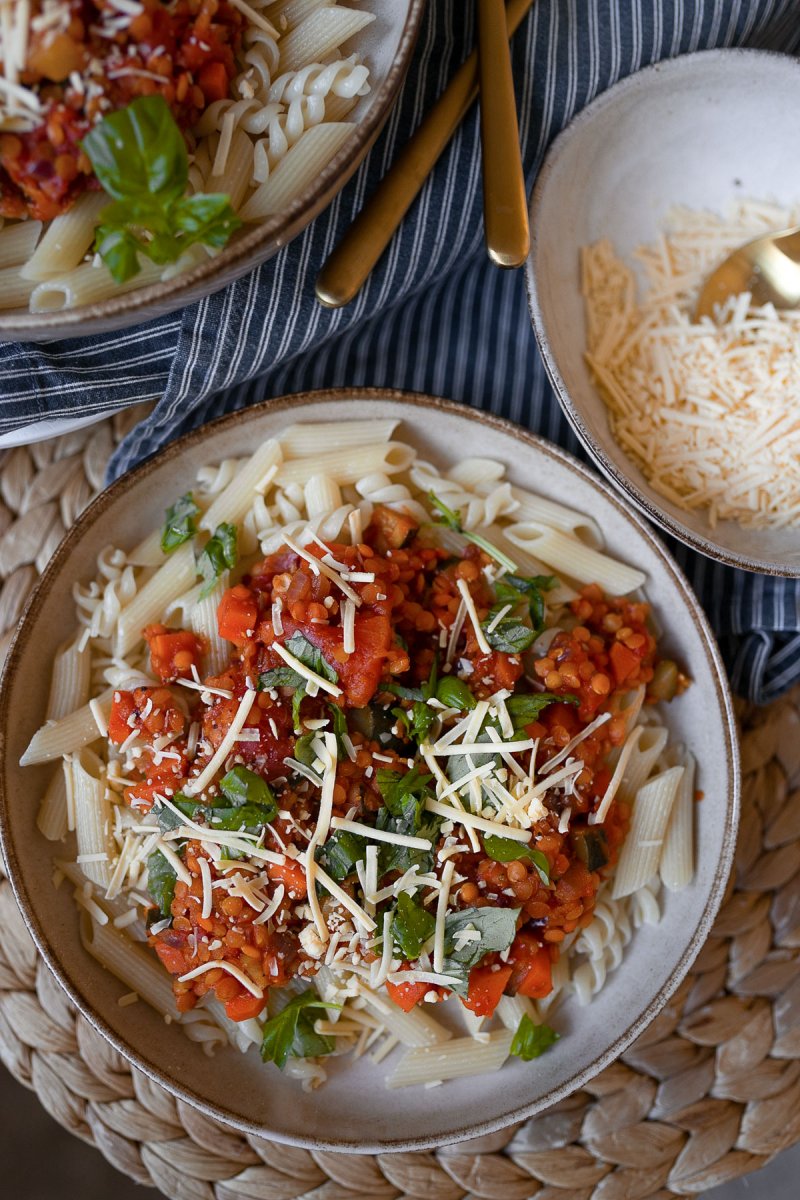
[526,47,800,575]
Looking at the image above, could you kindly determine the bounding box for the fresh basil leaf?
[328,702,349,757]
[383,681,425,702]
[171,193,241,248]
[292,683,307,732]
[82,95,187,203]
[207,803,278,832]
[494,574,556,637]
[260,992,337,1070]
[293,731,318,766]
[81,97,240,282]
[482,835,550,884]
[442,906,519,995]
[504,692,579,729]
[376,763,432,816]
[198,523,237,599]
[94,222,142,284]
[392,701,436,746]
[146,850,177,919]
[482,616,536,655]
[435,676,476,711]
[316,829,366,882]
[161,492,200,554]
[378,795,441,877]
[259,666,304,690]
[393,891,435,960]
[510,1014,560,1061]
[220,766,276,815]
[284,632,338,684]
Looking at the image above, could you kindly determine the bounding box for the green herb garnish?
[82,96,241,283]
[510,1014,560,1061]
[146,850,177,919]
[161,492,200,554]
[428,493,518,573]
[198,522,237,598]
[393,891,435,960]
[260,992,339,1070]
[482,834,550,884]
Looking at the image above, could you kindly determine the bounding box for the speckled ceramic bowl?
[0,390,739,1151]
[0,1,425,342]
[526,48,800,576]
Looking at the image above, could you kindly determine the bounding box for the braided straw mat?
[0,406,799,1200]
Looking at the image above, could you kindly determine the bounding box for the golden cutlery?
[695,224,800,320]
[477,0,530,267]
[316,0,536,309]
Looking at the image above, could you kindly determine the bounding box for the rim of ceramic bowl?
[0,0,426,339]
[525,45,800,579]
[0,388,741,1152]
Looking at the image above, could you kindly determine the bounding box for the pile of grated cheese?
[581,200,800,530]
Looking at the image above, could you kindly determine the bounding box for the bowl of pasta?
[0,390,739,1151]
[0,0,425,340]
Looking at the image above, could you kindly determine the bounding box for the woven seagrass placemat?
[0,409,799,1200]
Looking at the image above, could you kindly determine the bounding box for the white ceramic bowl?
[0,391,739,1151]
[526,48,800,577]
[0,1,424,342]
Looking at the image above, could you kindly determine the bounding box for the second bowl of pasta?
[0,0,424,339]
[0,389,739,1150]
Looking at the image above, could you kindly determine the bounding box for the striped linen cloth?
[1,0,799,702]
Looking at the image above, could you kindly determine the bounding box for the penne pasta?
[660,748,696,891]
[20,192,108,280]
[612,766,684,899]
[29,257,163,313]
[240,122,354,220]
[71,748,115,888]
[503,522,646,594]
[617,725,669,805]
[304,473,343,519]
[0,266,37,310]
[115,542,197,658]
[277,8,376,74]
[81,911,180,1018]
[509,487,604,548]
[0,219,42,268]
[21,688,113,766]
[200,439,283,532]
[36,763,70,842]
[187,576,233,677]
[46,638,91,722]
[280,420,400,458]
[275,440,415,488]
[387,1030,513,1089]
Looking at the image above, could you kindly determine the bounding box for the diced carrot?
[266,858,307,898]
[463,964,513,1016]
[145,625,202,683]
[370,504,419,550]
[610,641,640,685]
[154,941,188,976]
[224,992,267,1022]
[108,690,136,744]
[507,931,553,998]
[217,584,258,644]
[386,977,430,1013]
[198,60,229,102]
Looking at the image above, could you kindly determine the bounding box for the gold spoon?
[477,0,530,267]
[316,0,536,309]
[695,225,800,320]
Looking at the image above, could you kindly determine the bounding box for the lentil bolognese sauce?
[22,423,693,1086]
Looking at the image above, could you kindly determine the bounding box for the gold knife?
[477,0,530,267]
[316,0,537,309]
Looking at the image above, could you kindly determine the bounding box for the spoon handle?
[477,0,530,267]
[315,0,536,308]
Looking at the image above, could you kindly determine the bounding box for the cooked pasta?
[22,420,694,1089]
[0,1,378,312]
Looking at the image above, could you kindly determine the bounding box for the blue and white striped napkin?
[1,0,799,702]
